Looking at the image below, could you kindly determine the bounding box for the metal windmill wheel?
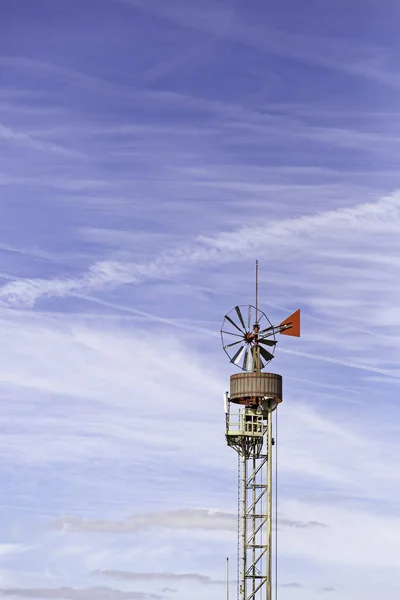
[221,305,277,371]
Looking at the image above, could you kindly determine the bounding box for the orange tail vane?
[279,309,300,337]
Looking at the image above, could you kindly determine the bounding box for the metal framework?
[226,405,274,600]
[222,262,300,600]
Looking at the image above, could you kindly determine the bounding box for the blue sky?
[1,0,400,598]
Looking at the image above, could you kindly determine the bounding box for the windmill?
[222,262,300,600]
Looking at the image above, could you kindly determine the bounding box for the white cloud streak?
[94,571,224,585]
[49,509,325,535]
[0,588,161,600]
[0,123,82,157]
[0,191,399,307]
[0,544,32,557]
[49,509,236,533]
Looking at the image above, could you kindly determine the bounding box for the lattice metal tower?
[221,263,300,600]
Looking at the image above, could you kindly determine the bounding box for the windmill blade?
[245,347,253,371]
[232,345,245,365]
[242,347,249,371]
[225,314,245,334]
[259,346,274,363]
[221,330,243,338]
[248,306,252,330]
[235,306,246,331]
[224,339,243,349]
[246,347,253,371]
[259,338,277,347]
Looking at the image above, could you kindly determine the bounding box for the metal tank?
[230,372,282,409]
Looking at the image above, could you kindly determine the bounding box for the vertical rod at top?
[253,260,261,372]
[255,260,259,322]
[227,557,229,600]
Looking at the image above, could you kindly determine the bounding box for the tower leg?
[266,409,273,600]
[240,452,247,600]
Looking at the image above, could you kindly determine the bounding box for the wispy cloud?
[0,544,32,557]
[0,123,82,156]
[95,571,224,586]
[279,519,327,530]
[116,0,400,92]
[0,588,162,600]
[1,191,399,307]
[49,509,236,534]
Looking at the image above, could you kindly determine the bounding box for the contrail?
[281,348,400,378]
[76,294,399,379]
